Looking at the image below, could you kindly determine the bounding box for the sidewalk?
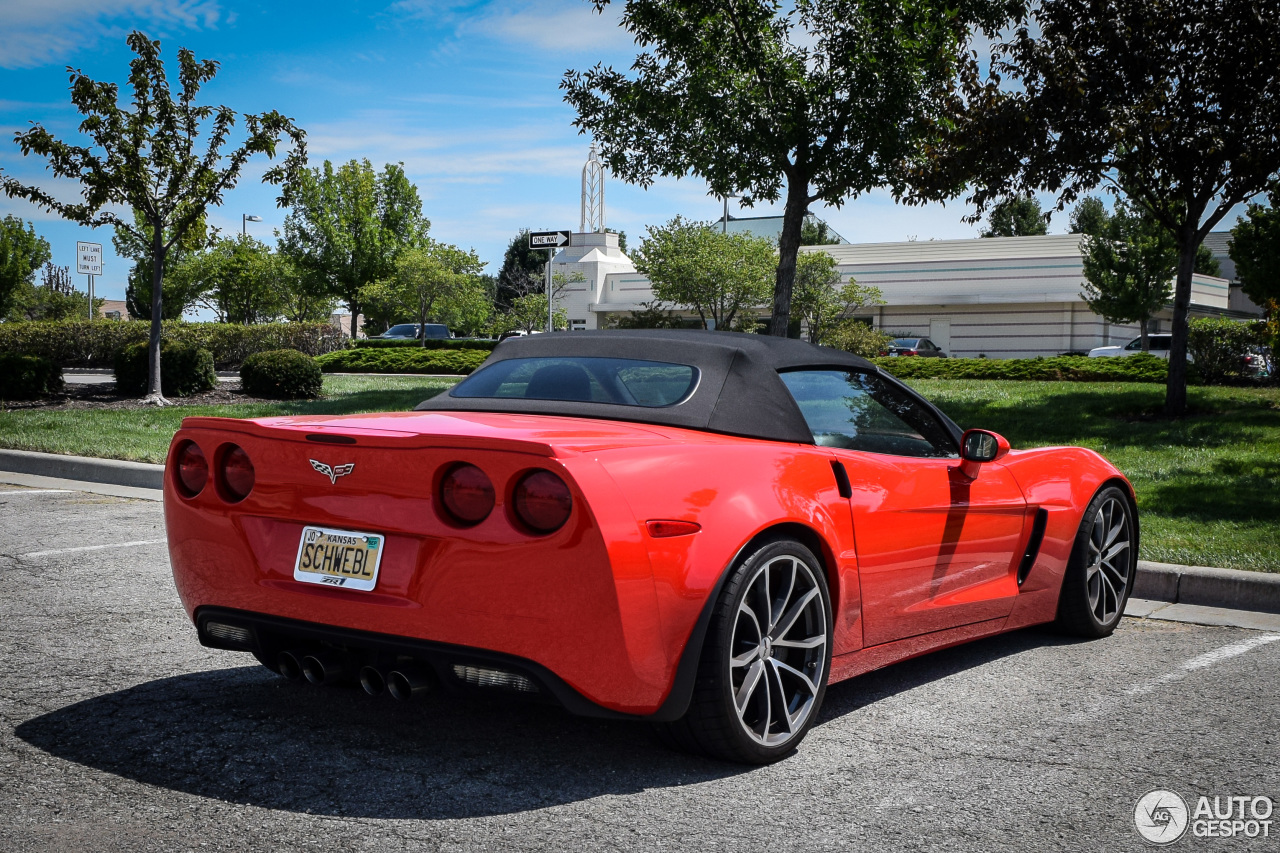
[1,447,1277,630]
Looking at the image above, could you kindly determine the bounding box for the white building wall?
[550,231,634,330]
[562,232,1233,354]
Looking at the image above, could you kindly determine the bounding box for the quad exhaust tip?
[301,651,349,685]
[277,650,304,680]
[359,666,386,696]
[387,666,435,700]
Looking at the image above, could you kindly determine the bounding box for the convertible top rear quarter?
[166,330,1137,763]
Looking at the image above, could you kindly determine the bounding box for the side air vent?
[1017,508,1049,586]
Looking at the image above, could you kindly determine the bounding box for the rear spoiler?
[177,416,559,457]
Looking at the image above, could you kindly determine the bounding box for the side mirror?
[957,429,1010,479]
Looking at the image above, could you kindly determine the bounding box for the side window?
[779,370,958,459]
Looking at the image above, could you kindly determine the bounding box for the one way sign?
[529,230,571,249]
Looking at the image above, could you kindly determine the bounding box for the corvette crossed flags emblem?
[310,459,355,484]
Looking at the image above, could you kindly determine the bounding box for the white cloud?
[388,0,634,54]
[0,0,222,69]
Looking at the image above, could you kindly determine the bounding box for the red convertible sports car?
[165,330,1137,764]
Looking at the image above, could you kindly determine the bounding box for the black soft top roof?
[415,329,960,445]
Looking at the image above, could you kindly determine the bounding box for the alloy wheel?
[1085,497,1132,625]
[728,554,828,747]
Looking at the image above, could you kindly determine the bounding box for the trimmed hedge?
[0,353,64,400]
[873,353,1171,383]
[353,338,498,351]
[314,347,489,375]
[1187,318,1259,384]
[240,349,323,399]
[114,341,217,396]
[0,320,349,369]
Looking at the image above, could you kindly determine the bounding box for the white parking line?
[18,540,166,559]
[1126,634,1280,696]
[0,490,74,496]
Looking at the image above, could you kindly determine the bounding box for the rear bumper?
[195,606,667,719]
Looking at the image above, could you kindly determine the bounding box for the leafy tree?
[799,218,837,246]
[1194,245,1221,278]
[563,0,1012,337]
[114,210,210,320]
[495,294,570,335]
[8,262,104,321]
[360,240,489,342]
[1,32,306,404]
[0,215,51,318]
[496,229,549,308]
[1069,196,1110,237]
[173,235,288,324]
[980,195,1047,237]
[825,318,893,357]
[1080,201,1177,353]
[1229,182,1280,310]
[276,256,335,324]
[934,0,1280,415]
[633,217,774,331]
[792,251,883,344]
[281,159,427,339]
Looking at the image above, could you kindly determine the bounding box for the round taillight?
[175,441,207,497]
[513,470,572,534]
[220,444,255,502]
[440,463,494,525]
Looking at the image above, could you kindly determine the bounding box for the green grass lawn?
[2,375,1276,572]
[0,375,456,465]
[911,380,1280,573]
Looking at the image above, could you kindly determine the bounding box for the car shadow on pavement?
[14,628,1073,819]
[818,627,1081,723]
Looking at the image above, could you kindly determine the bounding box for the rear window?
[450,357,699,407]
[891,338,918,347]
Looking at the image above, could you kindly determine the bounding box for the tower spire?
[580,143,605,233]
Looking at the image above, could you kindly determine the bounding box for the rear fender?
[589,442,860,713]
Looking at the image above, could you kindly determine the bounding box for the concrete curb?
[1133,560,1280,614]
[0,448,164,491]
[2,448,1278,615]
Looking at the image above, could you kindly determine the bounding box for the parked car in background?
[879,338,947,358]
[1088,334,1172,359]
[379,323,451,340]
[1242,345,1271,378]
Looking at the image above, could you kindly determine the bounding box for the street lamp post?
[721,195,741,234]
[242,214,262,236]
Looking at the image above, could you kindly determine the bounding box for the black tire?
[661,537,833,764]
[1054,486,1136,638]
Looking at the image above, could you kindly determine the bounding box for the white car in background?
[1088,333,1173,359]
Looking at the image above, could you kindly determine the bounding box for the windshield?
[451,357,699,407]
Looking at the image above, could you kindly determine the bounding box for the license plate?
[890,352,899,357]
[294,526,384,591]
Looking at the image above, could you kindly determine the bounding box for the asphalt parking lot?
[1,486,1277,852]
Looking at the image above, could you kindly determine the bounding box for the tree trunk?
[146,227,166,403]
[1139,319,1150,353]
[348,298,360,340]
[768,172,810,337]
[1164,239,1196,417]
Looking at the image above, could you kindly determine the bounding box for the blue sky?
[0,1,1230,307]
